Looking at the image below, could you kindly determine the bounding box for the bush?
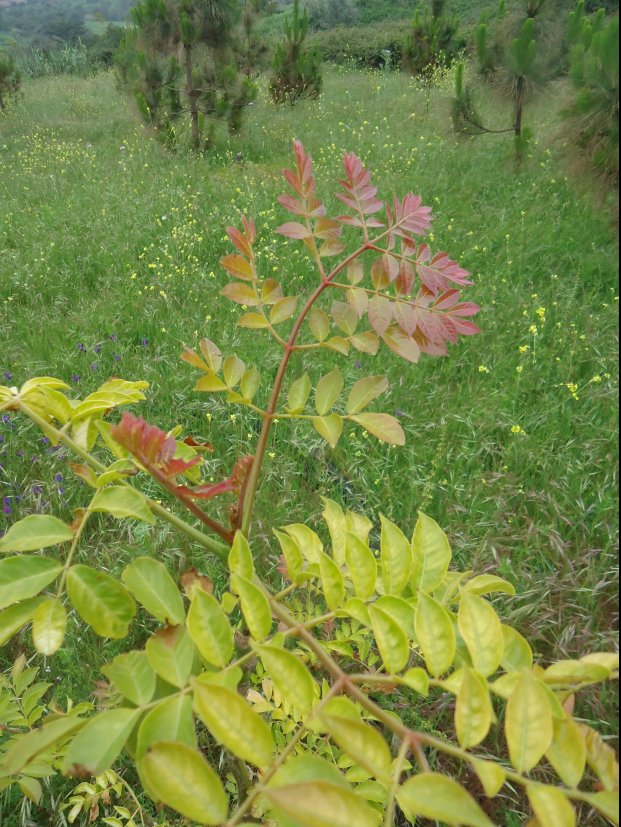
[307,23,408,69]
[0,49,20,110]
[0,142,618,827]
[403,0,465,76]
[270,0,322,105]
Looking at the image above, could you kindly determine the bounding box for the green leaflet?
[368,604,409,674]
[345,532,377,601]
[32,598,67,656]
[228,531,254,579]
[66,565,136,639]
[415,592,456,677]
[455,667,494,748]
[256,643,316,716]
[90,486,154,524]
[410,511,451,593]
[3,716,87,775]
[145,625,195,688]
[136,695,196,759]
[186,589,233,668]
[0,556,63,610]
[192,681,274,768]
[121,557,185,625]
[320,714,392,780]
[102,650,157,706]
[139,742,228,825]
[318,550,345,610]
[231,574,272,641]
[0,598,43,646]
[458,591,504,677]
[505,671,553,773]
[0,515,73,553]
[62,708,141,775]
[379,515,412,596]
[264,780,381,827]
[273,529,304,584]
[545,716,586,788]
[527,784,576,827]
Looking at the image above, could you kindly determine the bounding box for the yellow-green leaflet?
[102,650,156,706]
[545,716,586,788]
[470,758,506,797]
[410,511,451,593]
[288,373,312,413]
[527,785,576,827]
[581,791,620,826]
[368,604,409,674]
[0,598,43,647]
[379,515,412,596]
[318,550,345,611]
[145,625,195,688]
[139,742,227,825]
[256,644,316,716]
[501,624,533,671]
[186,588,233,668]
[415,592,456,677]
[0,556,63,610]
[192,681,274,768]
[345,532,376,600]
[3,716,86,775]
[0,514,74,553]
[66,565,136,639]
[136,695,196,759]
[455,667,494,748]
[90,485,154,523]
[231,574,272,641]
[273,529,304,583]
[228,530,254,579]
[312,414,343,448]
[458,591,504,677]
[264,780,381,827]
[505,671,553,772]
[32,598,66,656]
[320,715,392,779]
[397,773,493,826]
[315,367,344,415]
[121,557,185,625]
[321,497,347,566]
[63,709,141,775]
[283,524,322,563]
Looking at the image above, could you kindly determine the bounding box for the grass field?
[0,66,618,821]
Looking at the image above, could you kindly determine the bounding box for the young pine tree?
[269,0,322,106]
[118,0,256,149]
[0,50,20,112]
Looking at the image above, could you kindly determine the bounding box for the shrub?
[0,142,618,826]
[307,23,408,70]
[270,0,322,105]
[403,0,465,76]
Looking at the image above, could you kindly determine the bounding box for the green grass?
[0,66,618,822]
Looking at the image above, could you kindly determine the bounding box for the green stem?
[384,738,410,827]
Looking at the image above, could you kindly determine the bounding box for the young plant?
[270,0,322,105]
[0,143,618,827]
[0,50,20,112]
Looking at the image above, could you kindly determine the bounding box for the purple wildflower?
[76,343,86,352]
[3,371,12,381]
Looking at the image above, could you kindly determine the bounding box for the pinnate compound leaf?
[0,515,74,553]
[545,716,586,788]
[0,557,63,610]
[345,532,377,601]
[139,742,228,825]
[581,791,619,826]
[66,565,136,639]
[136,695,196,760]
[192,681,274,768]
[379,515,412,596]
[315,368,344,416]
[455,667,494,748]
[145,625,195,688]
[63,708,141,775]
[121,557,185,626]
[231,574,272,641]
[321,715,392,780]
[186,589,233,668]
[346,375,388,415]
[312,414,343,448]
[32,598,67,656]
[458,591,504,677]
[397,774,493,827]
[264,780,381,827]
[349,413,405,445]
[411,511,451,593]
[527,785,576,827]
[368,604,409,674]
[288,374,312,413]
[101,650,156,706]
[91,486,155,524]
[256,644,316,716]
[506,671,553,772]
[3,716,86,775]
[415,592,456,677]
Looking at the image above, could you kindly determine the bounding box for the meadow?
[0,65,618,821]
